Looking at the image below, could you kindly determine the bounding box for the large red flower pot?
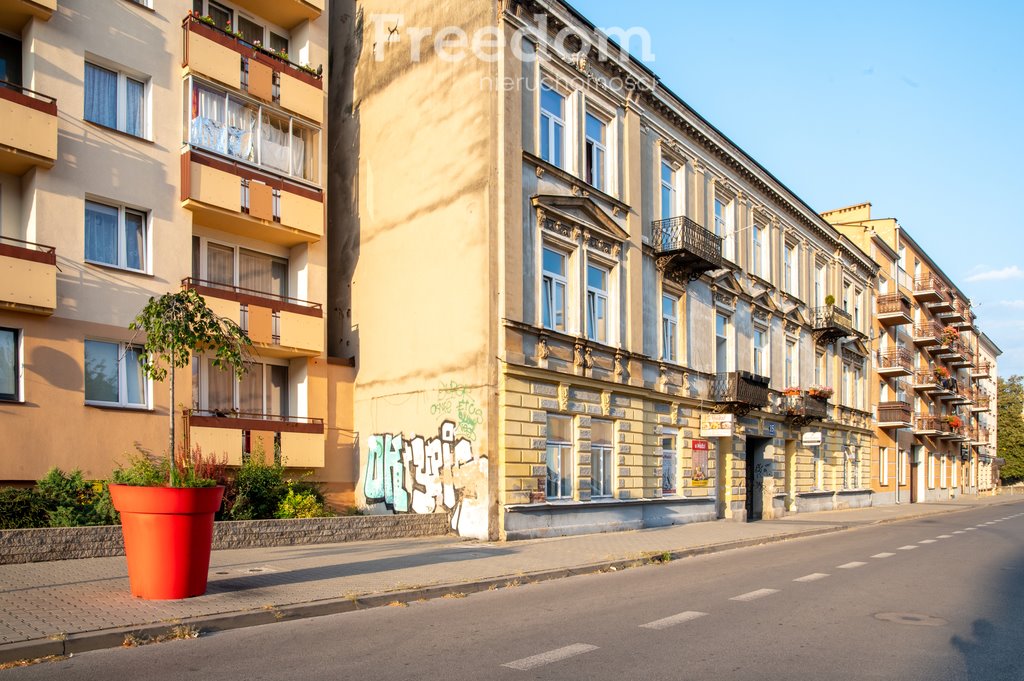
[109,484,224,600]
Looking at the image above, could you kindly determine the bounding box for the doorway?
[745,437,771,522]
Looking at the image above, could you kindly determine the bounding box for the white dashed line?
[898,545,918,550]
[640,611,708,630]
[730,589,779,602]
[953,531,965,534]
[502,644,599,670]
[872,552,896,558]
[936,535,953,539]
[919,539,937,544]
[838,562,866,569]
[965,528,978,531]
[794,573,830,582]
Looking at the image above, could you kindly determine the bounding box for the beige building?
[333,0,878,540]
[0,0,353,496]
[824,204,994,503]
[975,332,1000,492]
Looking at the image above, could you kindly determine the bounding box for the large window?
[201,359,287,416]
[785,339,798,386]
[880,447,889,486]
[715,312,729,373]
[85,200,147,272]
[586,263,609,344]
[545,415,573,500]
[193,0,289,53]
[541,247,567,333]
[85,61,146,138]
[196,239,287,298]
[189,80,320,183]
[84,340,148,408]
[815,262,827,307]
[660,162,676,220]
[662,293,678,362]
[540,84,565,168]
[591,420,613,498]
[0,328,19,401]
[714,198,734,261]
[585,113,607,191]
[0,35,22,87]
[751,224,765,278]
[754,327,768,376]
[784,242,799,296]
[661,429,676,495]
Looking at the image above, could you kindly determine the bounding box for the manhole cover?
[874,612,947,627]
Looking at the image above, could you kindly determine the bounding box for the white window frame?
[84,340,150,409]
[784,241,799,297]
[584,111,608,192]
[539,82,566,169]
[714,198,735,262]
[84,198,150,273]
[84,59,150,139]
[661,428,677,495]
[193,236,289,295]
[545,414,573,500]
[661,292,679,363]
[0,326,22,402]
[715,312,731,373]
[785,338,798,387]
[541,245,569,333]
[586,260,610,345]
[815,262,827,307]
[751,223,766,278]
[753,326,769,377]
[194,355,289,416]
[660,161,677,220]
[194,0,291,53]
[590,419,614,498]
[928,453,935,489]
[940,453,947,488]
[880,447,889,486]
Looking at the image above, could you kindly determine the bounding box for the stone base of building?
[503,497,717,540]
[793,489,873,514]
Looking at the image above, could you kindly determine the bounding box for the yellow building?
[0,0,353,499]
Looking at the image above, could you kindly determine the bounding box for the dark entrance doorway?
[745,436,771,522]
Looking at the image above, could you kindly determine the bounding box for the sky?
[572,0,1024,377]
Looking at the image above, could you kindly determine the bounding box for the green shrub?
[275,487,331,519]
[0,487,50,529]
[228,448,287,520]
[36,468,106,527]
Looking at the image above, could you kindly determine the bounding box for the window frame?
[879,447,889,486]
[84,339,150,409]
[590,419,614,498]
[660,160,677,221]
[584,111,608,191]
[0,327,21,402]
[84,198,150,274]
[585,260,610,345]
[785,338,798,387]
[84,59,149,140]
[193,236,289,298]
[784,241,799,297]
[715,311,731,373]
[661,428,677,496]
[661,292,679,363]
[753,326,769,377]
[539,82,566,169]
[751,223,764,278]
[545,414,574,500]
[541,245,569,333]
[193,355,289,416]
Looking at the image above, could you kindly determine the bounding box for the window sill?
[85,402,153,412]
[123,0,155,12]
[0,397,25,405]
[84,119,153,145]
[84,260,153,278]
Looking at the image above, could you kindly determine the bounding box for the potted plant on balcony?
[806,385,833,400]
[934,365,951,381]
[108,288,252,599]
[946,415,963,431]
[824,294,835,307]
[940,325,960,347]
[782,386,802,397]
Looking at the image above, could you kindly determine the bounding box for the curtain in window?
[261,114,290,173]
[207,243,234,288]
[0,328,15,398]
[226,98,256,162]
[84,63,117,128]
[123,210,145,271]
[207,357,233,412]
[125,77,144,137]
[123,346,146,406]
[267,365,287,416]
[191,84,226,152]
[239,249,286,296]
[84,340,119,403]
[239,364,262,414]
[291,125,309,179]
[84,201,118,265]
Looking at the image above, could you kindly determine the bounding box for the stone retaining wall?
[0,513,451,565]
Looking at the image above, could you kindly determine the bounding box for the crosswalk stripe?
[502,644,599,670]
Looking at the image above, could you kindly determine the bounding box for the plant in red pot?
[109,288,251,600]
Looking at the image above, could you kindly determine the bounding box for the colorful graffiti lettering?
[430,381,483,441]
[364,421,488,538]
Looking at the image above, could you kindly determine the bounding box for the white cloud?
[994,300,1024,308]
[966,265,1024,283]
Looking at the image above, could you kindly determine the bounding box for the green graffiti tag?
[430,381,483,441]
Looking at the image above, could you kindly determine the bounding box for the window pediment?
[532,194,629,243]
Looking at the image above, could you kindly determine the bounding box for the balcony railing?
[812,304,856,344]
[651,216,723,282]
[709,371,770,416]
[877,401,913,426]
[971,360,992,378]
[912,370,939,389]
[0,81,59,175]
[913,273,947,302]
[184,408,325,467]
[913,321,943,346]
[783,392,830,426]
[877,347,914,375]
[0,235,57,314]
[876,293,913,325]
[968,391,991,412]
[915,415,951,435]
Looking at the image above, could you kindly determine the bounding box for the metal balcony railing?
[876,293,912,322]
[709,371,770,413]
[651,215,723,281]
[877,401,913,425]
[878,347,913,373]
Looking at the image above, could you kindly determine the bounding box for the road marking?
[919,539,937,544]
[965,528,977,531]
[953,530,965,534]
[838,561,866,569]
[640,611,708,630]
[502,644,599,670]
[794,573,830,582]
[936,535,953,539]
[872,552,896,558]
[898,545,918,550]
[730,588,779,602]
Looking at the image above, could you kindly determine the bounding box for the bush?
[275,486,331,519]
[228,449,287,520]
[36,468,112,527]
[0,487,50,529]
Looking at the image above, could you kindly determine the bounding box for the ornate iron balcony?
[812,304,856,344]
[783,392,829,427]
[651,215,723,283]
[709,371,769,416]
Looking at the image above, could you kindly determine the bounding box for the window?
[189,80,321,183]
[202,359,287,416]
[85,62,146,138]
[928,453,935,488]
[585,113,606,191]
[854,363,864,410]
[754,327,768,377]
[815,262,827,307]
[661,430,677,495]
[951,454,957,488]
[713,198,726,237]
[196,239,288,298]
[0,34,22,87]
[854,288,863,331]
[662,293,678,362]
[714,198,734,261]
[84,340,148,408]
[540,84,565,168]
[715,312,729,373]
[751,224,765,278]
[784,242,799,296]
[591,420,613,498]
[0,328,19,401]
[880,447,889,486]
[85,200,147,272]
[814,349,826,385]
[940,454,947,488]
[205,0,232,30]
[785,339,798,387]
[541,247,567,333]
[586,263,609,344]
[660,162,676,220]
[546,415,573,500]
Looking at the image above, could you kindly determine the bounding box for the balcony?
[181,150,323,246]
[877,401,913,428]
[183,278,323,358]
[182,14,322,124]
[0,0,54,33]
[912,322,943,347]
[973,427,990,446]
[233,0,323,29]
[782,392,830,427]
[0,236,56,314]
[876,293,913,326]
[877,347,914,377]
[914,415,951,437]
[708,371,770,416]
[651,216,723,283]
[935,339,970,367]
[969,391,990,412]
[912,370,939,391]
[913,274,947,303]
[971,360,991,378]
[812,304,857,344]
[0,82,57,175]
[185,409,325,467]
[926,289,954,314]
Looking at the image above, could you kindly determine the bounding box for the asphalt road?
[10,502,1024,681]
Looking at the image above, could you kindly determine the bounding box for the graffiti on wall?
[364,420,488,538]
[430,381,483,441]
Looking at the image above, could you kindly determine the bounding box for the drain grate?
[874,612,947,627]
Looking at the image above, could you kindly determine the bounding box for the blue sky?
[573,0,1024,377]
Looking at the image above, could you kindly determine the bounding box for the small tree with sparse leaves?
[130,288,252,486]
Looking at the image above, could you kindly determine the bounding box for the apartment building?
[975,332,1001,493]
[333,0,878,540]
[824,203,994,503]
[0,0,351,496]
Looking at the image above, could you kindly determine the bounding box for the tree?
[997,375,1024,484]
[130,288,252,485]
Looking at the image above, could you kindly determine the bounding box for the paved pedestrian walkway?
[0,495,1016,663]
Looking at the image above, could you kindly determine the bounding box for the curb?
[1,499,1016,665]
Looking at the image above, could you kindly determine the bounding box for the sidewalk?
[0,495,1015,663]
